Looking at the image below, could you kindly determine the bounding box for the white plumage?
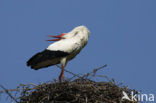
[27,26,90,82]
[47,26,90,52]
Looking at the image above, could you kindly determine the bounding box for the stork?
[27,26,90,82]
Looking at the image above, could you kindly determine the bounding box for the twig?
[56,65,81,78]
[0,85,19,103]
[0,88,19,94]
[81,64,107,79]
[96,75,111,82]
[0,83,37,94]
[56,64,108,81]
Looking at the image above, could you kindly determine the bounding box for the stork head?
[65,26,90,39]
[47,26,90,41]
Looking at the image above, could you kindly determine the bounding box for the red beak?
[47,33,66,41]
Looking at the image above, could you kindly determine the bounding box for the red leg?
[62,66,65,80]
[59,65,65,82]
[59,72,62,82]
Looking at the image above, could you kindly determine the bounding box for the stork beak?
[46,33,66,41]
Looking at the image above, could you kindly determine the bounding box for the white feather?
[47,26,90,54]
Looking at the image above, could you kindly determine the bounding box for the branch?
[81,64,107,79]
[0,83,37,95]
[56,65,82,78]
[0,85,19,103]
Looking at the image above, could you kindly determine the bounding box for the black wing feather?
[27,49,69,70]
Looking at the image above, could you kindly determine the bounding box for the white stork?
[27,26,90,82]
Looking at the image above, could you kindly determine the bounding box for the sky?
[0,0,156,102]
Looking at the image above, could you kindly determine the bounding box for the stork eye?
[74,32,78,36]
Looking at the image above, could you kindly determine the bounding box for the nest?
[18,79,138,103]
[0,65,138,103]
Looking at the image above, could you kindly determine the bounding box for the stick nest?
[19,79,137,103]
[0,65,138,103]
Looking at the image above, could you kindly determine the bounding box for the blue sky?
[0,0,156,102]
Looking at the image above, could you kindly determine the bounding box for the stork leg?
[59,58,67,82]
[59,65,65,82]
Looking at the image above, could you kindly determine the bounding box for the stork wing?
[27,50,69,70]
[47,38,84,54]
